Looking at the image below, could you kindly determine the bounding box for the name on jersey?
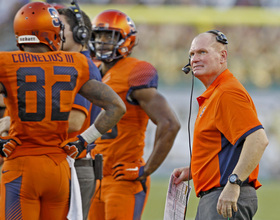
[11,53,74,63]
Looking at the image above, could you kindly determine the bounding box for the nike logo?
[126,167,139,171]
[2,170,9,174]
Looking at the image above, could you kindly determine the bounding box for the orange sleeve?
[215,90,262,145]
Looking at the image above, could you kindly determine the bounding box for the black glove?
[60,135,87,159]
[0,136,21,157]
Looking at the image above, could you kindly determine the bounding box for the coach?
[173,30,268,219]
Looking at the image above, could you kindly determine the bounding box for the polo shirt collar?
[196,69,232,106]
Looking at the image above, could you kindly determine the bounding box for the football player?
[88,10,181,220]
[0,2,125,220]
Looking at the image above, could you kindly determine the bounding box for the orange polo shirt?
[191,69,263,196]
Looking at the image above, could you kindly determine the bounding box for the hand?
[217,182,240,218]
[112,162,144,181]
[0,136,21,157]
[60,135,87,159]
[172,166,192,185]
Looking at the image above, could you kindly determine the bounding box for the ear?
[220,50,227,64]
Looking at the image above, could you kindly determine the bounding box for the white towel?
[66,156,83,220]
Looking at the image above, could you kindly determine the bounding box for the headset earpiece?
[72,24,89,45]
[206,29,228,45]
[69,6,89,46]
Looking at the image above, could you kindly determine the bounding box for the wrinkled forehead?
[189,33,222,53]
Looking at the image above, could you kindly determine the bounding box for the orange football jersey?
[0,50,93,161]
[92,57,158,176]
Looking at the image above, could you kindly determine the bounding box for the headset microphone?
[182,63,191,74]
[182,56,192,74]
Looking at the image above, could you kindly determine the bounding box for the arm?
[61,79,125,159]
[68,109,86,133]
[0,116,10,136]
[132,87,180,180]
[0,83,4,94]
[231,128,268,181]
[78,79,126,135]
[217,128,268,218]
[61,79,125,158]
[0,94,6,118]
[0,85,9,136]
[0,94,5,107]
[0,83,21,158]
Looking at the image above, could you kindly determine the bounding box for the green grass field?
[143,177,280,220]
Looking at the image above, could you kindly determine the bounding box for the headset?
[69,0,89,46]
[206,29,228,45]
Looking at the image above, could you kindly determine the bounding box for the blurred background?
[1,0,280,219]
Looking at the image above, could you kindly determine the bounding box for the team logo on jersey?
[199,106,206,117]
